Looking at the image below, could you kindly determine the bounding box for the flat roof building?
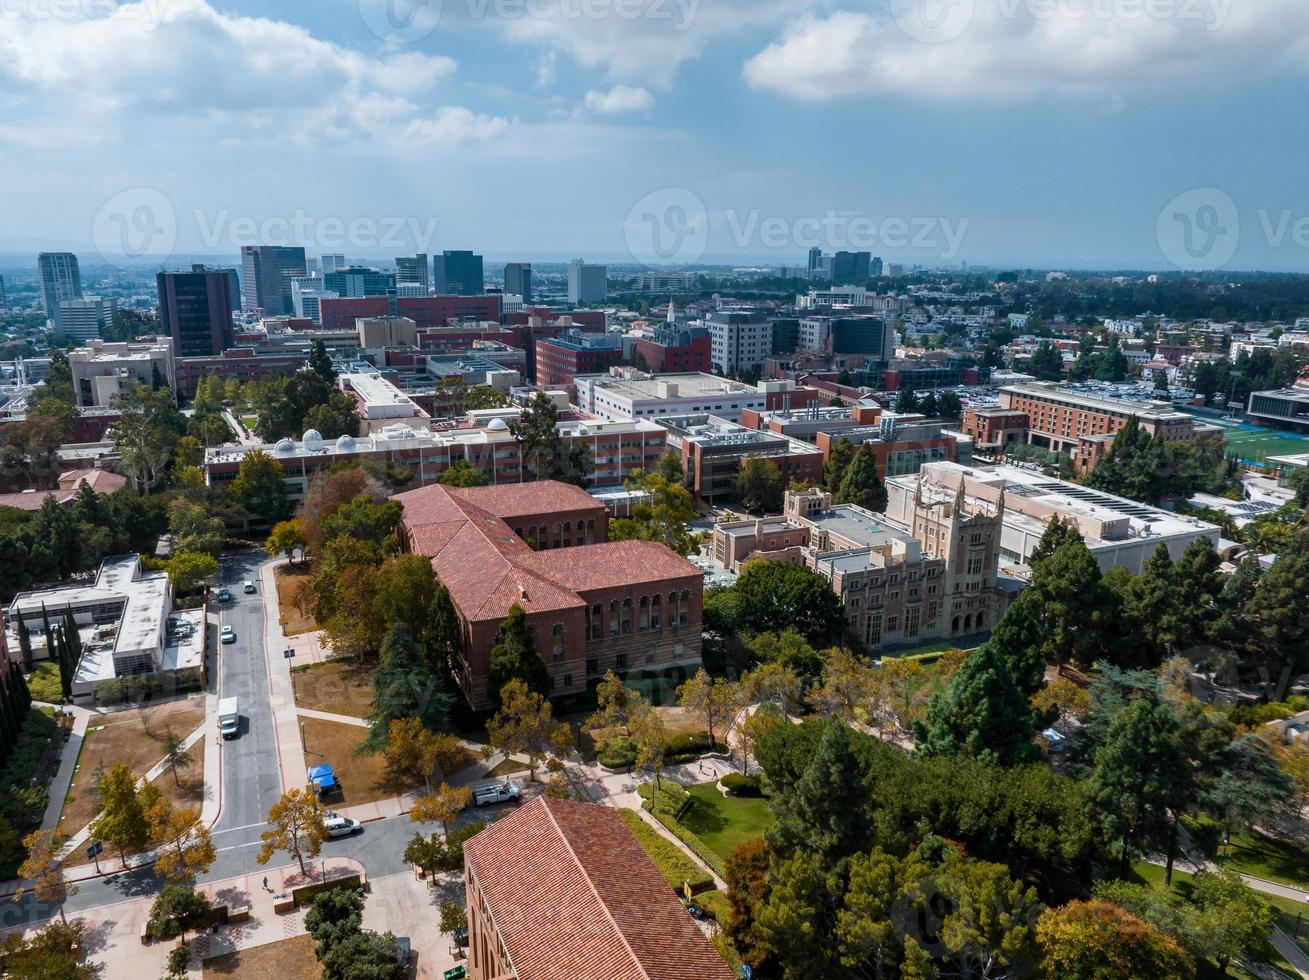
[659,414,823,501]
[69,338,175,407]
[1248,378,1309,433]
[575,371,767,422]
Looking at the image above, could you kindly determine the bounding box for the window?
[886,615,898,633]
[645,650,657,665]
[866,612,883,646]
[563,674,572,688]
[906,606,921,639]
[586,658,598,676]
[651,614,660,629]
[616,653,628,669]
[552,623,563,638]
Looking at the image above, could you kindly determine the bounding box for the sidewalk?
[260,559,310,793]
[38,703,91,831]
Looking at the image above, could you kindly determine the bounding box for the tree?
[824,438,856,493]
[167,497,226,557]
[1029,341,1065,380]
[1191,869,1275,975]
[733,560,847,647]
[768,718,872,866]
[89,762,155,863]
[1028,517,1076,570]
[158,727,193,786]
[439,900,467,939]
[372,555,439,640]
[677,669,738,747]
[321,929,405,980]
[308,339,336,384]
[15,617,33,670]
[509,392,591,485]
[109,384,182,493]
[737,457,784,513]
[32,494,78,579]
[147,881,211,942]
[366,625,454,749]
[834,444,887,513]
[724,838,773,969]
[265,518,308,565]
[1029,533,1117,669]
[0,920,93,980]
[1031,676,1090,735]
[149,803,216,883]
[486,678,572,781]
[166,549,217,595]
[257,788,328,875]
[897,387,919,413]
[630,703,667,787]
[230,449,292,525]
[166,944,192,979]
[487,604,550,705]
[1088,697,1186,878]
[872,655,929,733]
[172,434,204,470]
[410,783,471,834]
[16,830,75,923]
[318,495,402,548]
[380,717,467,794]
[810,648,877,723]
[915,644,1040,767]
[653,448,685,484]
[305,886,364,964]
[1086,417,1171,505]
[1247,528,1309,699]
[587,671,646,743]
[1036,900,1192,980]
[437,459,490,487]
[607,467,698,555]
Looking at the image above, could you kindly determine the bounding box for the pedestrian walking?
[263,876,269,891]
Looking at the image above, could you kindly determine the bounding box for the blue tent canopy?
[308,763,336,791]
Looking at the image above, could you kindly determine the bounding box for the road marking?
[215,841,263,854]
[211,821,268,836]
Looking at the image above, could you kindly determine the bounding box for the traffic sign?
[284,648,295,659]
[85,841,102,860]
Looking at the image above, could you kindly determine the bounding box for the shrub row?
[720,773,763,797]
[617,809,715,895]
[598,732,729,769]
[637,783,727,880]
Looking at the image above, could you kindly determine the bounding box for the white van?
[218,697,240,739]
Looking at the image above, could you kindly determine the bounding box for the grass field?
[1188,414,1309,464]
[27,662,62,703]
[300,717,409,805]
[291,661,372,718]
[1219,831,1309,890]
[275,568,317,636]
[680,782,771,864]
[204,934,320,979]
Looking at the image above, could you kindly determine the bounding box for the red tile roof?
[396,483,697,623]
[0,469,128,512]
[447,481,602,521]
[464,797,735,980]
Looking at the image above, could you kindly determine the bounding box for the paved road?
[212,552,283,835]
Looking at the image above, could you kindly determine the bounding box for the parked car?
[324,815,362,838]
[472,780,520,807]
[216,588,231,602]
[243,580,256,594]
[220,625,236,644]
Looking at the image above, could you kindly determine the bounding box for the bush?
[695,889,731,923]
[720,773,763,797]
[1229,696,1309,727]
[617,809,715,895]
[25,664,62,704]
[597,737,637,769]
[663,731,728,764]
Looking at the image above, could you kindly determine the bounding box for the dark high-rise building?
[504,262,532,303]
[807,247,822,275]
[323,266,395,297]
[157,265,237,357]
[395,254,430,288]
[829,251,871,285]
[240,245,307,315]
[433,250,484,296]
[38,252,83,330]
[871,256,884,278]
[0,274,6,307]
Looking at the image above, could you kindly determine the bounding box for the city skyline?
[1,0,1307,270]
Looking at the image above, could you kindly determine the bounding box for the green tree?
[486,604,549,705]
[229,449,292,525]
[318,496,402,548]
[0,920,94,980]
[737,457,784,512]
[1088,697,1186,878]
[653,448,685,484]
[834,443,887,512]
[824,437,856,492]
[1189,868,1275,975]
[1247,527,1309,699]
[768,718,873,867]
[607,467,698,555]
[15,617,33,670]
[1029,533,1117,669]
[109,384,183,493]
[301,393,360,440]
[733,560,847,647]
[1029,341,1065,381]
[914,643,1040,766]
[510,392,591,485]
[437,459,489,487]
[32,495,79,579]
[146,882,211,942]
[265,518,308,565]
[89,762,157,863]
[372,554,438,640]
[305,886,364,969]
[486,678,572,780]
[366,624,454,749]
[308,339,336,384]
[167,550,217,595]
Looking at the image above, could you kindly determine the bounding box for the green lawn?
[617,808,715,895]
[1220,831,1309,890]
[26,663,62,703]
[680,782,772,864]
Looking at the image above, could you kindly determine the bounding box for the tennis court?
[1180,410,1309,465]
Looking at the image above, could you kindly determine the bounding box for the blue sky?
[1,0,1306,271]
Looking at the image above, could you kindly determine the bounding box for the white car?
[324,815,362,838]
[243,581,257,594]
[220,625,236,644]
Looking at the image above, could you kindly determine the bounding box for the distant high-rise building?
[158,265,237,357]
[240,246,307,315]
[395,254,430,289]
[871,256,884,278]
[38,252,83,330]
[323,266,395,298]
[291,277,338,324]
[887,263,905,277]
[433,251,484,296]
[504,263,532,303]
[57,296,116,343]
[567,259,607,304]
[321,254,346,274]
[0,274,6,307]
[807,247,822,275]
[829,251,871,285]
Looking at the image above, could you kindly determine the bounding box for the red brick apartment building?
[463,796,733,980]
[396,481,703,710]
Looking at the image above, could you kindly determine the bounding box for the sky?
[1,0,1308,272]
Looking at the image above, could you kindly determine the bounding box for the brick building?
[397,481,703,709]
[535,333,624,387]
[463,796,734,980]
[633,328,711,373]
[712,478,1007,650]
[961,406,1030,452]
[658,414,824,501]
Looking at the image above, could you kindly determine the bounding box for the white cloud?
[584,84,655,113]
[743,0,1309,103]
[534,50,558,88]
[400,106,512,143]
[0,0,509,144]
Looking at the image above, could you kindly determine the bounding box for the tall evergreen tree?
[15,617,33,670]
[365,623,454,749]
[913,643,1040,767]
[308,339,336,384]
[1028,517,1078,570]
[1171,536,1224,652]
[824,437,856,493]
[1030,535,1117,669]
[835,444,887,513]
[986,589,1046,699]
[1248,528,1309,699]
[487,604,550,706]
[1123,543,1178,666]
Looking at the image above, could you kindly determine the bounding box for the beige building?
[69,338,175,407]
[355,315,417,349]
[712,475,1007,649]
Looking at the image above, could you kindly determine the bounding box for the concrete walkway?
[260,559,311,793]
[297,706,367,728]
[37,703,91,832]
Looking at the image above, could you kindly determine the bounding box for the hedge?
[664,732,728,764]
[618,809,715,895]
[597,737,637,769]
[720,773,763,797]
